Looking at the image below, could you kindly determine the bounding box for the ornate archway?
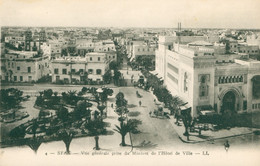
[222,91,236,114]
[219,87,242,114]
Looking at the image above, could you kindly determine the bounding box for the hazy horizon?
[1,0,260,29]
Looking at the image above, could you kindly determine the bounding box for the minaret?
[39,29,46,45]
[25,29,32,51]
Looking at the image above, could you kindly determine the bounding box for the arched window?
[96,69,102,75]
[184,72,188,92]
[199,74,209,97]
[201,75,206,83]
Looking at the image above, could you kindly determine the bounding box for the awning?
[149,70,159,75]
[197,105,216,116]
[200,110,216,116]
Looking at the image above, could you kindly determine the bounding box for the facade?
[229,40,259,55]
[51,56,88,84]
[130,44,157,63]
[0,51,50,82]
[155,35,260,118]
[51,52,112,83]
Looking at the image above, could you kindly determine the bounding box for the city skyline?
[1,0,260,29]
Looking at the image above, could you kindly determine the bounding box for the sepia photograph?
[0,0,260,165]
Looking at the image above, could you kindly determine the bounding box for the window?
[39,65,41,69]
[113,56,115,58]
[201,76,206,83]
[96,69,102,75]
[90,57,92,61]
[167,63,179,74]
[184,72,188,92]
[199,75,209,97]
[14,76,17,81]
[71,69,76,73]
[20,76,23,81]
[98,57,101,61]
[88,69,93,74]
[79,69,84,73]
[62,69,67,74]
[54,68,59,74]
[17,66,20,70]
[28,67,31,73]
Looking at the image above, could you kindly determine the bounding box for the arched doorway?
[221,91,236,114]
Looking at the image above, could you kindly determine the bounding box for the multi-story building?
[155,35,260,118]
[229,39,259,55]
[0,50,50,82]
[75,39,116,57]
[24,29,46,52]
[247,34,260,49]
[51,52,113,84]
[51,56,88,84]
[130,44,157,64]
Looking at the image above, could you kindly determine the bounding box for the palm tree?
[85,119,106,150]
[114,119,141,146]
[58,129,76,154]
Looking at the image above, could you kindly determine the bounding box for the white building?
[1,50,50,82]
[51,52,113,84]
[155,35,260,118]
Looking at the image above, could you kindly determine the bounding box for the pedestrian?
[139,100,142,106]
[224,140,230,152]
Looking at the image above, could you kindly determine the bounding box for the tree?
[109,61,119,70]
[114,119,142,146]
[57,106,69,123]
[85,119,106,150]
[181,107,192,140]
[73,100,92,120]
[116,92,127,108]
[58,129,76,154]
[31,119,39,139]
[103,70,112,84]
[0,88,23,109]
[9,125,26,139]
[43,89,53,99]
[113,70,122,85]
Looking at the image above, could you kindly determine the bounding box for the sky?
[0,0,260,29]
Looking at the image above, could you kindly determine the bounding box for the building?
[130,44,157,65]
[51,56,88,84]
[24,29,47,52]
[155,35,260,118]
[229,39,259,55]
[51,52,112,84]
[0,50,50,82]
